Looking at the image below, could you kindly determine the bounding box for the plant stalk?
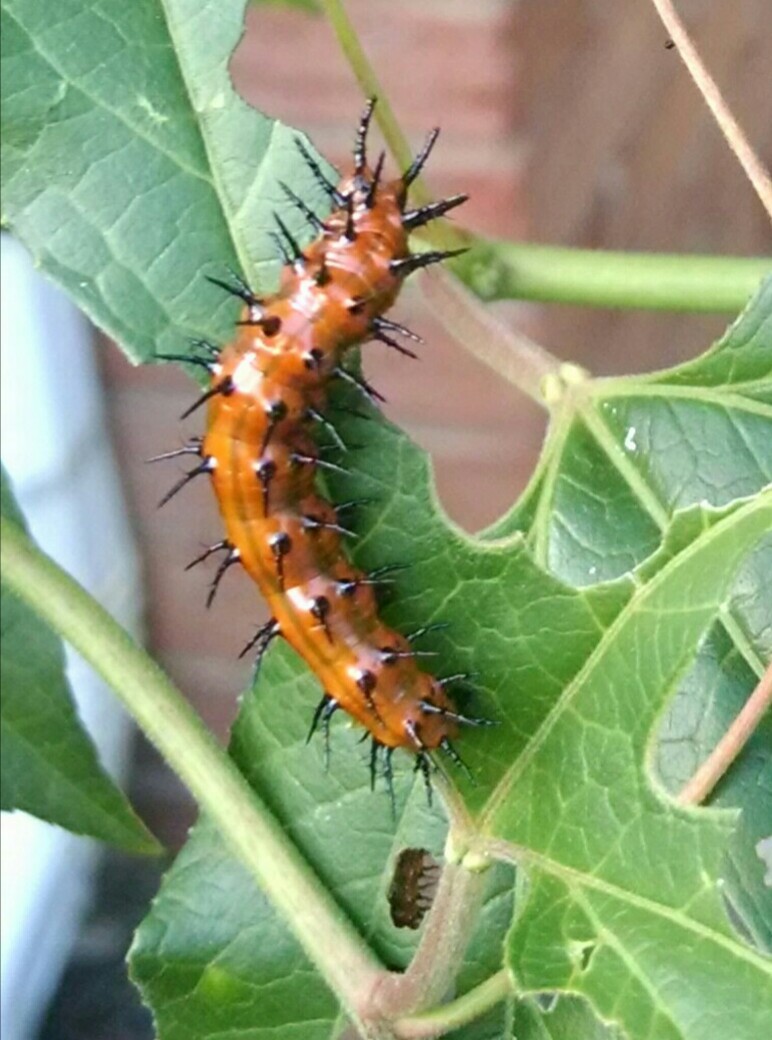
[320,0,463,254]
[420,266,561,406]
[322,0,769,315]
[393,969,513,1039]
[647,0,772,221]
[371,859,489,1019]
[0,517,385,1030]
[456,242,770,313]
[320,0,410,181]
[677,663,772,806]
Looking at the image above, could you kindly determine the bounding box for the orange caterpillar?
[156,101,490,803]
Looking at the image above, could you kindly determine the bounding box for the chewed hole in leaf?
[534,992,560,1012]
[569,939,597,973]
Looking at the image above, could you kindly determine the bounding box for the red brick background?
[99,0,771,848]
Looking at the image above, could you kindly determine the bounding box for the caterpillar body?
[157,101,490,803]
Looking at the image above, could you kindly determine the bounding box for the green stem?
[0,517,385,1030]
[372,859,489,1019]
[456,241,771,313]
[393,970,513,1039]
[322,0,769,315]
[419,267,561,407]
[319,0,459,252]
[320,0,410,179]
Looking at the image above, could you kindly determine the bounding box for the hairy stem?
[323,0,769,315]
[371,857,489,1019]
[320,0,466,253]
[320,0,768,418]
[320,0,410,185]
[677,663,772,806]
[421,266,562,406]
[456,241,770,313]
[648,0,772,221]
[0,517,386,1031]
[393,970,513,1039]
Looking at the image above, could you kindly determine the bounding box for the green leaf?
[492,494,772,1040]
[132,815,519,1039]
[653,527,772,954]
[486,277,772,580]
[0,468,158,852]
[128,277,770,1035]
[5,1,771,1035]
[1,0,332,361]
[131,817,341,1039]
[483,278,772,980]
[513,994,624,1040]
[132,437,771,1040]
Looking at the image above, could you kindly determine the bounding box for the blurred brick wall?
[99,0,770,847]
[515,0,771,368]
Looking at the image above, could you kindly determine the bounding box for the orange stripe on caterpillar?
[156,100,491,804]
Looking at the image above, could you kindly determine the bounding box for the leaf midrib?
[593,382,772,418]
[580,403,669,529]
[571,886,681,1037]
[7,0,284,299]
[158,0,258,283]
[478,494,769,830]
[526,378,769,709]
[488,835,771,975]
[581,392,771,681]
